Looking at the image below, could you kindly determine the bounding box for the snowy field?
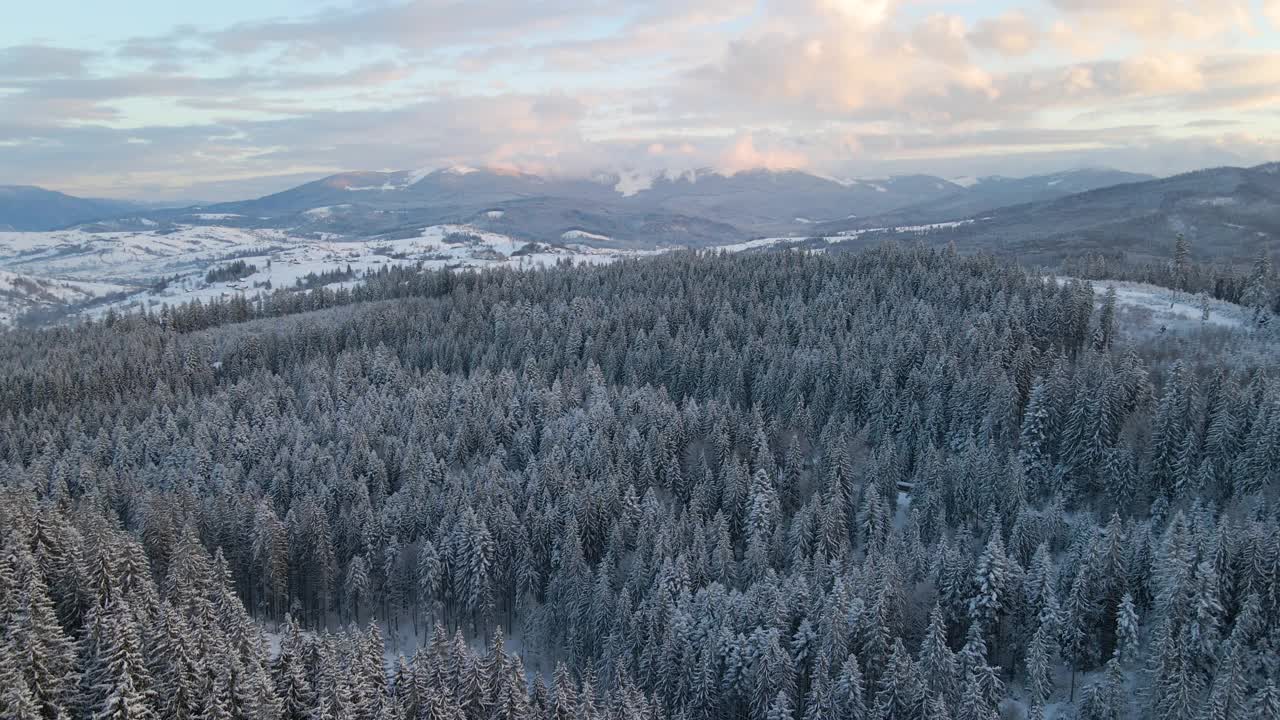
[0,225,294,281]
[0,222,675,325]
[713,218,986,253]
[0,270,131,325]
[1049,277,1253,334]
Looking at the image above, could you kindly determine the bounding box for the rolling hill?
[0,186,144,231]
[819,164,1279,264]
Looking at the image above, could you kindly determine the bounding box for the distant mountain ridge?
[0,186,144,232]
[186,165,1094,244]
[0,165,1161,236]
[5,165,1265,258]
[818,163,1280,264]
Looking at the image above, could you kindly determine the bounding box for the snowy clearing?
[560,229,612,243]
[1049,277,1253,337]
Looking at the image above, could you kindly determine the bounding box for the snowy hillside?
[0,270,130,325]
[0,222,665,326]
[0,225,295,281]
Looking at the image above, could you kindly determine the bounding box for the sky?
[3,0,1280,200]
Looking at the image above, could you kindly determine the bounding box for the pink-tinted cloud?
[719,134,809,173]
[1,0,1277,196]
[968,12,1039,56]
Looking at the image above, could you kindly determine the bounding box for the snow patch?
[613,169,655,197]
[304,206,347,217]
[561,230,612,243]
[0,269,131,325]
[407,167,435,185]
[1048,277,1250,333]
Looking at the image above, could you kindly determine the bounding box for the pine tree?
[1115,592,1139,664]
[550,663,578,720]
[1174,234,1191,291]
[1200,643,1245,720]
[765,690,793,720]
[1253,679,1280,720]
[344,555,370,624]
[968,527,1010,635]
[3,551,79,719]
[918,605,958,708]
[0,668,44,720]
[1024,621,1056,706]
[91,600,159,720]
[871,639,923,720]
[1077,657,1125,720]
[1019,382,1054,493]
[833,656,866,720]
[1097,287,1117,350]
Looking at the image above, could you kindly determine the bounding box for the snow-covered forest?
[2,245,1279,720]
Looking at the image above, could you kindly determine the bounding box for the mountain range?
[815,163,1279,264]
[2,166,1156,244]
[3,162,1276,262]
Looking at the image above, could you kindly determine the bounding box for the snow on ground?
[407,167,435,185]
[0,221,674,325]
[561,229,612,243]
[346,183,399,192]
[1109,285,1244,330]
[0,220,842,326]
[0,270,130,325]
[303,206,347,217]
[1049,277,1251,334]
[0,225,294,281]
[712,237,807,253]
[192,213,242,220]
[831,218,978,242]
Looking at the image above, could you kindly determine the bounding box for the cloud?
[208,0,609,57]
[968,12,1039,56]
[0,46,93,80]
[1048,0,1253,40]
[2,0,1279,197]
[0,92,594,197]
[687,2,995,121]
[1268,0,1280,30]
[1047,20,1103,59]
[813,0,895,28]
[719,133,809,173]
[1115,54,1204,94]
[912,14,970,64]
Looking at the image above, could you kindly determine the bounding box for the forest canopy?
[2,246,1278,720]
